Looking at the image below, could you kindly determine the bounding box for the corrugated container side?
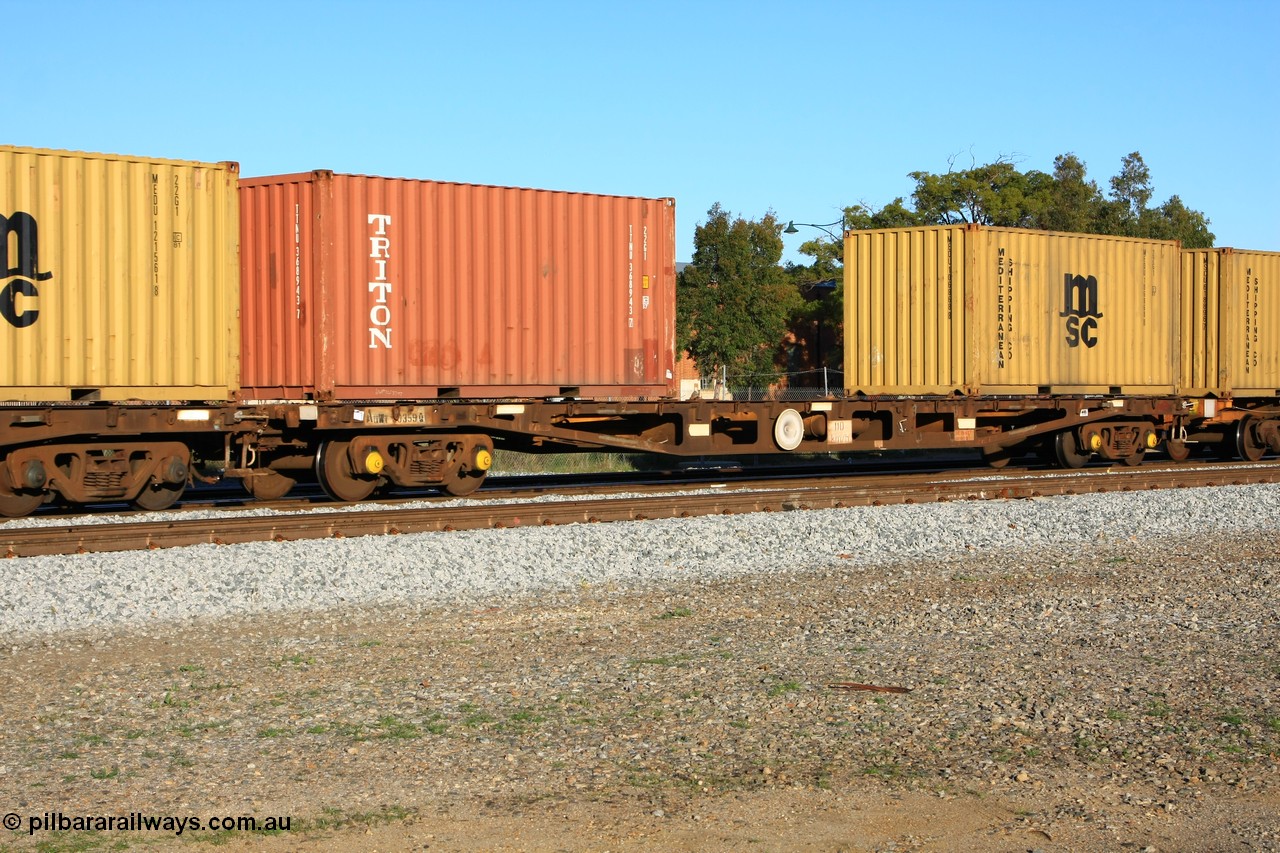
[844,226,967,394]
[844,224,1179,396]
[239,175,317,397]
[1200,248,1280,396]
[1179,249,1226,396]
[0,146,239,402]
[972,228,1179,393]
[1227,249,1280,395]
[240,172,676,400]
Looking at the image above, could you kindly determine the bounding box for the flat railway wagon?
[3,144,1279,517]
[231,218,1280,506]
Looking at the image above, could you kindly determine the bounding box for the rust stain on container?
[0,145,240,402]
[844,224,1180,396]
[1182,247,1280,397]
[239,172,676,400]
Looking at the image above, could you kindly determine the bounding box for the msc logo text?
[1,212,52,329]
[1059,273,1102,348]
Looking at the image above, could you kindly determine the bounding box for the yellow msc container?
[1181,248,1280,398]
[844,224,1180,396]
[0,145,239,402]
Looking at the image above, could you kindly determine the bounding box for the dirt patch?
[2,534,1278,851]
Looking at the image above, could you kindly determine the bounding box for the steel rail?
[2,461,1277,558]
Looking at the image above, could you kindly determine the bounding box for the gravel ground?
[0,485,1277,851]
[3,483,1280,639]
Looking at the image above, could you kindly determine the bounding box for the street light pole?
[783,218,845,242]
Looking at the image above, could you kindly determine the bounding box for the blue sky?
[10,0,1278,263]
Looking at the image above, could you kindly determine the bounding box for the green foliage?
[845,197,921,231]
[1109,151,1155,223]
[908,158,1048,227]
[678,204,802,376]
[1139,195,1215,248]
[838,151,1215,248]
[1038,153,1102,233]
[1091,152,1215,246]
[785,199,920,272]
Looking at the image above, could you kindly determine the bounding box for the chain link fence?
[695,367,845,402]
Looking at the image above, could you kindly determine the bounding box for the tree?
[1109,151,1154,225]
[677,204,801,377]
[1088,152,1216,246]
[1035,153,1103,233]
[845,197,921,231]
[1138,195,1216,248]
[907,157,1050,228]
[837,151,1213,246]
[789,198,921,274]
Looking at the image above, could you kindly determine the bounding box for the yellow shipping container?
[0,145,239,402]
[1181,248,1280,398]
[844,224,1180,396]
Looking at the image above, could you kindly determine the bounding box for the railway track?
[3,459,1277,558]
[0,453,998,523]
[20,453,985,515]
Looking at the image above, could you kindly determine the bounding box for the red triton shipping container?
[239,171,677,400]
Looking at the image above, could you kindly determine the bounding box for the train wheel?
[316,440,379,502]
[1053,431,1090,469]
[1119,448,1145,467]
[131,455,189,511]
[1164,439,1192,462]
[1235,418,1267,462]
[443,469,487,497]
[133,479,186,511]
[442,441,492,497]
[0,488,43,518]
[983,448,1014,469]
[243,470,297,501]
